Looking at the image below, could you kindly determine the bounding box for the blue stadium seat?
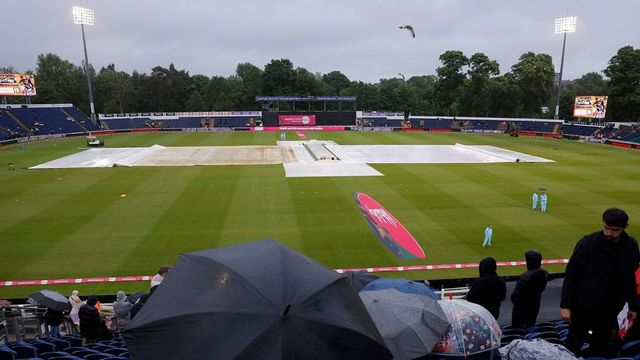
[83,354,118,360]
[62,335,83,347]
[103,348,127,357]
[39,352,73,359]
[0,346,17,360]
[7,345,37,359]
[620,340,640,357]
[24,339,56,355]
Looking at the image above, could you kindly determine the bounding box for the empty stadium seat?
[6,345,37,359]
[39,352,73,359]
[619,340,640,357]
[0,346,17,360]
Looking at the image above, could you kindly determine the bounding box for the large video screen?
[0,74,37,96]
[573,95,608,119]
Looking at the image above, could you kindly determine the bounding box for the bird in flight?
[399,24,415,38]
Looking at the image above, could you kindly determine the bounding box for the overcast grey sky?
[5,0,639,83]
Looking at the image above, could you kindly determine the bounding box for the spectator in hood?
[511,249,548,329]
[466,256,507,320]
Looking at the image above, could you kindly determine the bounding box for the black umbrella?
[346,270,379,291]
[124,239,392,360]
[126,290,145,304]
[27,290,71,312]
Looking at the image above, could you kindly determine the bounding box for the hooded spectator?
[466,256,507,320]
[113,290,133,331]
[511,249,548,329]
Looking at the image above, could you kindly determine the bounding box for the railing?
[437,286,470,300]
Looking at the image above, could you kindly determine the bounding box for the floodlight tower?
[73,6,97,124]
[553,16,577,120]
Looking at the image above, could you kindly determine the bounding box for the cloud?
[3,0,639,82]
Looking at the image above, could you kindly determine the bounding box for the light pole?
[73,6,97,125]
[553,16,577,120]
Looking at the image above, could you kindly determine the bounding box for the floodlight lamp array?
[554,16,577,34]
[73,6,95,26]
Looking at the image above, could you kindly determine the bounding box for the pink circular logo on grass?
[354,192,425,259]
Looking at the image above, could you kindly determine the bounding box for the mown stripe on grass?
[1,167,176,279]
[114,166,242,273]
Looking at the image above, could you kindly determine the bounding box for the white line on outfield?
[0,258,568,287]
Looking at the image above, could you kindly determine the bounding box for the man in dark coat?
[561,208,640,357]
[466,256,507,320]
[44,308,64,338]
[78,295,111,343]
[511,249,548,329]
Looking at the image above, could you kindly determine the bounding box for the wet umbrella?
[433,299,502,356]
[360,288,450,360]
[126,291,145,304]
[362,278,440,300]
[346,270,379,291]
[123,239,392,360]
[27,290,71,312]
[499,338,577,360]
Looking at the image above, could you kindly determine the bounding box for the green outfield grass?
[1,131,638,299]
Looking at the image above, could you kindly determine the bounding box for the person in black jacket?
[511,249,548,329]
[466,256,507,320]
[561,208,640,357]
[78,295,111,343]
[44,308,64,338]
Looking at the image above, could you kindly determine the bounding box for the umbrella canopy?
[126,290,145,304]
[499,338,577,360]
[433,299,502,356]
[123,239,392,360]
[27,290,71,312]
[362,278,440,300]
[346,270,379,291]
[360,288,450,360]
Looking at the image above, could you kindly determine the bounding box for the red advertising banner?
[278,114,316,126]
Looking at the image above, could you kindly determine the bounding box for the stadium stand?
[423,118,453,130]
[0,105,94,136]
[63,107,98,131]
[561,123,601,137]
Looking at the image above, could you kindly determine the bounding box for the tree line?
[2,45,638,122]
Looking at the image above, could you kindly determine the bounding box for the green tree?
[262,59,296,95]
[94,64,132,113]
[461,53,500,116]
[510,52,555,117]
[406,75,437,115]
[341,81,378,110]
[603,46,640,122]
[486,75,522,117]
[434,50,469,115]
[186,90,206,111]
[34,53,90,112]
[235,63,262,109]
[322,71,351,95]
